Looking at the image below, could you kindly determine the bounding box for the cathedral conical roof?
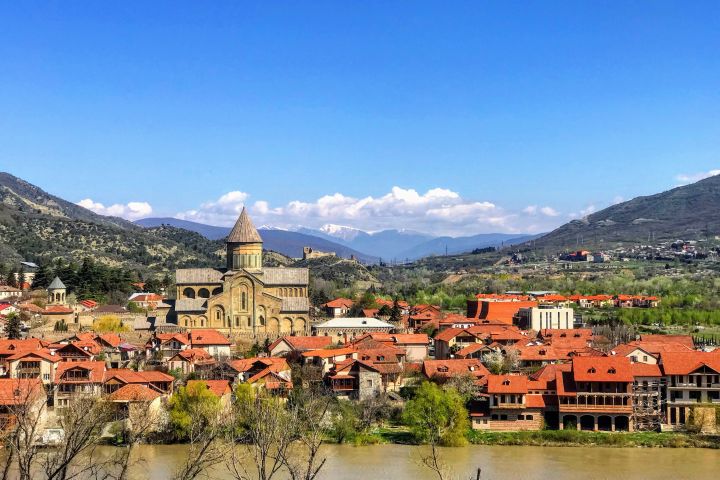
[227,207,262,243]
[48,276,66,290]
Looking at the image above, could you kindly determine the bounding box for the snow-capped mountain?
[318,224,368,242]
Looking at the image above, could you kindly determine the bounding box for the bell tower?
[47,276,67,305]
[226,207,263,271]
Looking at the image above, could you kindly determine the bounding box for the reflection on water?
[119,443,719,480]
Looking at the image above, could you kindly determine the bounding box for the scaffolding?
[631,379,665,431]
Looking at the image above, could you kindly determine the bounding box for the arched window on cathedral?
[242,292,247,310]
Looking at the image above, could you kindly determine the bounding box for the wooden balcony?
[494,402,526,409]
[559,393,632,414]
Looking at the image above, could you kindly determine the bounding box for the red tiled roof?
[455,343,488,357]
[80,300,98,309]
[631,363,663,377]
[537,294,568,302]
[612,341,692,357]
[525,394,547,408]
[487,374,528,394]
[0,378,44,405]
[360,333,429,345]
[6,348,62,363]
[422,359,489,379]
[469,300,538,324]
[322,298,354,309]
[228,357,289,373]
[96,333,122,348]
[572,356,633,383]
[639,335,694,349]
[269,336,333,352]
[660,351,720,376]
[433,328,474,343]
[55,361,106,383]
[513,344,562,362]
[42,305,74,314]
[301,347,355,359]
[17,303,43,313]
[186,380,231,397]
[108,384,162,402]
[190,329,231,346]
[137,370,175,382]
[173,348,214,363]
[153,333,191,346]
[0,338,44,355]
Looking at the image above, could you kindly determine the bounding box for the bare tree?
[112,396,168,480]
[282,389,333,480]
[40,395,116,480]
[417,443,482,480]
[1,378,47,480]
[171,395,227,480]
[225,389,295,480]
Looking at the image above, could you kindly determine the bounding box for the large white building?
[515,305,574,331]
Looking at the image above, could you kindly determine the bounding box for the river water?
[120,443,718,479]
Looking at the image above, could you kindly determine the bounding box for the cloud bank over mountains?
[78,186,565,236]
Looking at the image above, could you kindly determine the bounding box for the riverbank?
[344,426,720,449]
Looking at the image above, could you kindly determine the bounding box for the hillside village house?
[321,298,354,318]
[0,378,46,432]
[660,351,720,428]
[350,333,429,362]
[171,208,310,335]
[269,335,334,357]
[0,286,22,302]
[54,361,106,408]
[145,329,232,361]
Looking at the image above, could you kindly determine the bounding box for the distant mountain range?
[135,217,378,263]
[528,174,720,250]
[138,217,539,261]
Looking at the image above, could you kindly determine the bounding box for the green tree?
[5,312,22,339]
[389,298,403,324]
[402,381,469,446]
[167,381,221,441]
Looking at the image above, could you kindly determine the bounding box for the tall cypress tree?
[5,312,22,339]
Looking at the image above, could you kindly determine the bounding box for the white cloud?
[77,198,152,221]
[175,186,567,235]
[539,206,559,217]
[676,169,720,185]
[523,205,559,217]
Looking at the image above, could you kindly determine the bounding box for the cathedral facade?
[171,208,310,335]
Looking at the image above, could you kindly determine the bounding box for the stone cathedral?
[171,208,309,335]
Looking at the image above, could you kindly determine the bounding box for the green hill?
[528,174,720,250]
[0,172,220,270]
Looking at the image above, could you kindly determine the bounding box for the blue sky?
[1,1,718,235]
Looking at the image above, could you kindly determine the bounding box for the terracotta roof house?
[321,298,354,318]
[659,351,720,429]
[54,361,107,408]
[168,348,215,375]
[269,335,334,357]
[422,359,490,384]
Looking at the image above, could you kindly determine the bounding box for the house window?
[43,374,50,380]
[643,355,648,362]
[491,414,498,420]
[500,414,507,420]
[526,415,533,420]
[518,415,525,420]
[366,379,373,387]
